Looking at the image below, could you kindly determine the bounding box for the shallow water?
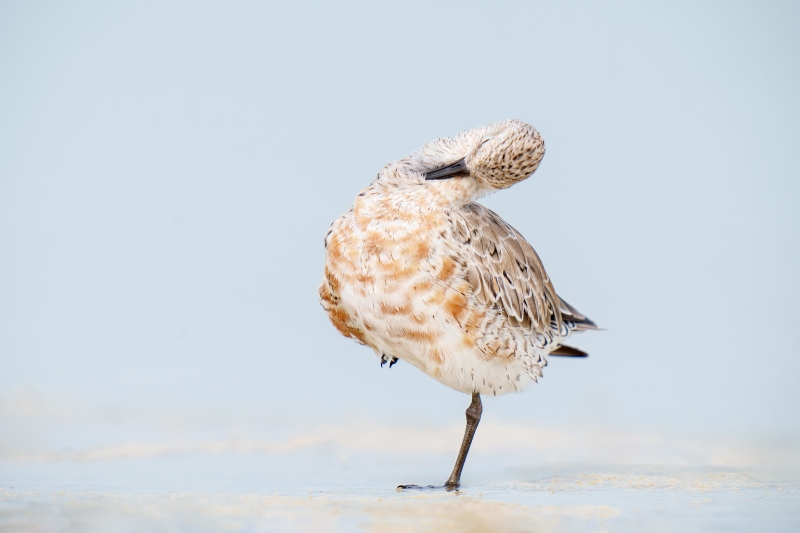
[1,402,798,532]
[2,466,798,532]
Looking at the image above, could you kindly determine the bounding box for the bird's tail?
[558,296,601,332]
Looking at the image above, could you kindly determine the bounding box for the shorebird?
[319,119,597,490]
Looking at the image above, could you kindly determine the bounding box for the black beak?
[424,158,469,180]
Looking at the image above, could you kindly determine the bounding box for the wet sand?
[1,413,798,532]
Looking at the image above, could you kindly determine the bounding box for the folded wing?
[450,203,597,343]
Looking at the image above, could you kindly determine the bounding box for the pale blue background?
[1,0,798,446]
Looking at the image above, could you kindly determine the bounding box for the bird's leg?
[398,392,482,492]
[444,392,482,489]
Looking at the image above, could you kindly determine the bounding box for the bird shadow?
[396,484,459,493]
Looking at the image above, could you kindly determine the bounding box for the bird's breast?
[321,201,477,356]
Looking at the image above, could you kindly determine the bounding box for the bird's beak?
[424,158,469,180]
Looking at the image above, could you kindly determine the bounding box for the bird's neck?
[361,173,488,214]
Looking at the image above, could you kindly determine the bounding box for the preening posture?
[319,119,597,489]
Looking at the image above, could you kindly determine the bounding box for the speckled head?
[464,119,545,189]
[420,119,545,191]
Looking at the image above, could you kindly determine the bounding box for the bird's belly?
[335,267,540,396]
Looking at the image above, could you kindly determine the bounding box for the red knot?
[319,119,597,490]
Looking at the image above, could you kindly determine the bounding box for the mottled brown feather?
[451,203,566,336]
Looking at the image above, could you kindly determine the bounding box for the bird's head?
[420,119,545,191]
[368,119,545,209]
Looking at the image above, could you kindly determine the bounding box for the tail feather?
[558,296,600,331]
[550,344,589,357]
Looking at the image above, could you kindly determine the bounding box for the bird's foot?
[380,354,399,368]
[396,482,459,492]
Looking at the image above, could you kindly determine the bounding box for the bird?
[319,119,597,490]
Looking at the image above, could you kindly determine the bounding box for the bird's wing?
[450,203,596,336]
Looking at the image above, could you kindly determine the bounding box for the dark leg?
[445,392,482,489]
[398,392,482,491]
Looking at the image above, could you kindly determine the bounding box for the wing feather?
[452,203,595,337]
